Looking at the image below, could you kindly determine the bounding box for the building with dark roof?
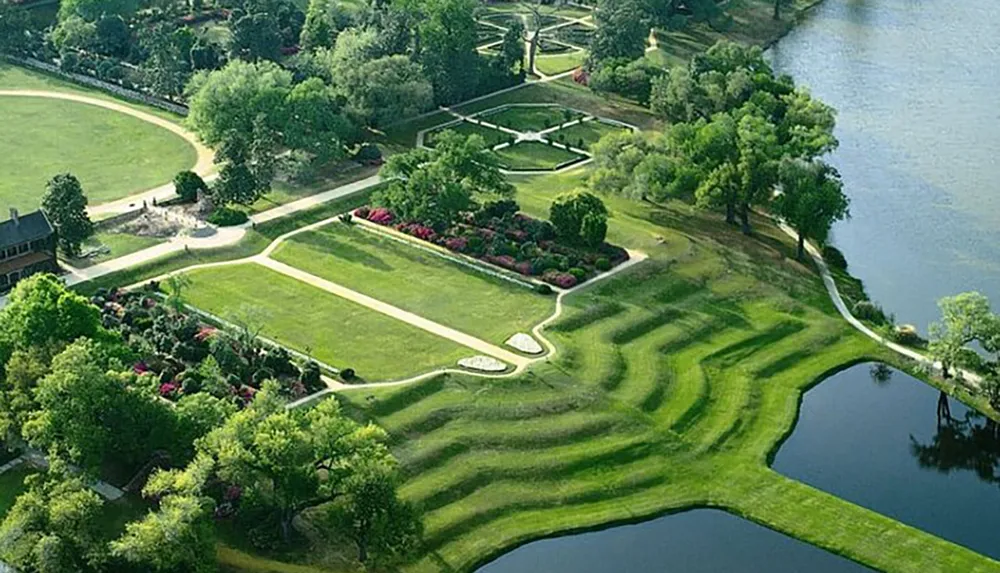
[0,209,58,293]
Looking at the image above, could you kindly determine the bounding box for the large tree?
[198,381,398,542]
[376,131,514,227]
[230,9,283,61]
[416,0,479,104]
[929,293,1000,379]
[41,173,93,256]
[58,0,138,22]
[733,111,779,234]
[774,157,850,260]
[590,0,649,65]
[0,1,33,55]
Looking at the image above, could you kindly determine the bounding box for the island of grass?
[494,141,584,170]
[425,120,510,149]
[178,263,471,381]
[270,223,554,344]
[551,119,631,151]
[483,105,584,133]
[0,96,197,211]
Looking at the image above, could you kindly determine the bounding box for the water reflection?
[773,363,1000,559]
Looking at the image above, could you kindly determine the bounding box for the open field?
[494,141,584,170]
[270,223,554,344]
[551,120,630,150]
[180,263,472,381]
[0,96,196,211]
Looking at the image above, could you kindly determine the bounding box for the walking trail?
[0,90,216,216]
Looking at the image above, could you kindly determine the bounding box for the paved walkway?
[778,222,982,387]
[0,450,124,500]
[0,90,216,216]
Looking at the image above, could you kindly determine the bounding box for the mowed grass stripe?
[270,224,554,344]
[180,263,470,381]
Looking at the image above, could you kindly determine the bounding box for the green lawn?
[64,231,164,268]
[270,223,554,344]
[180,263,471,382]
[425,121,510,149]
[494,141,584,170]
[534,50,587,76]
[551,120,631,150]
[0,96,197,211]
[483,105,584,133]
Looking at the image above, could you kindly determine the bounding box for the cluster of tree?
[373,131,515,228]
[550,192,608,248]
[588,41,848,258]
[0,275,419,571]
[929,292,1000,408]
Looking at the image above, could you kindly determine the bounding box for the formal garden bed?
[553,22,596,47]
[353,199,629,290]
[90,286,330,405]
[494,141,586,170]
[482,105,584,132]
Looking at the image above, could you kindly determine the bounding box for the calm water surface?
[773,363,1000,559]
[769,0,1000,331]
[476,508,870,573]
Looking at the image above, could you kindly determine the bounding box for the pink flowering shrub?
[542,270,578,289]
[444,237,468,252]
[484,255,517,270]
[514,261,534,276]
[402,224,436,241]
[366,207,394,225]
[354,206,370,219]
[159,381,180,397]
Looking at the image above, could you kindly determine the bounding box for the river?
[768,0,1000,331]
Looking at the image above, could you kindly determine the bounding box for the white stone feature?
[505,333,543,355]
[458,356,508,372]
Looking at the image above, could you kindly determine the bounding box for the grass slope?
[0,96,196,210]
[270,223,554,344]
[180,262,470,381]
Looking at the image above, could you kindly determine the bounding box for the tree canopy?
[41,173,94,256]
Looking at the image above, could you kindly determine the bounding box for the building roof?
[0,210,54,249]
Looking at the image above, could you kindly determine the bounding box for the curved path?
[0,90,216,215]
[778,222,982,387]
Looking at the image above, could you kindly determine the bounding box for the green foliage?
[376,131,514,228]
[928,292,1000,377]
[549,192,608,245]
[174,171,208,203]
[230,10,283,62]
[590,0,649,64]
[0,1,32,55]
[110,493,216,573]
[852,300,889,326]
[774,157,849,259]
[417,0,480,104]
[0,274,103,352]
[589,57,665,104]
[42,173,94,256]
[59,0,138,22]
[0,469,105,572]
[822,245,848,270]
[498,20,526,74]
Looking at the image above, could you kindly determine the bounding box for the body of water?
[476,508,870,573]
[768,0,1000,331]
[773,363,1000,559]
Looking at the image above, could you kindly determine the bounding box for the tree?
[774,157,849,260]
[187,60,293,148]
[47,15,98,52]
[212,119,279,206]
[58,0,138,21]
[376,131,513,227]
[174,170,208,203]
[198,381,399,543]
[23,339,173,472]
[300,0,350,50]
[417,0,479,104]
[41,173,93,256]
[0,274,102,352]
[0,1,33,55]
[94,14,130,57]
[589,0,648,65]
[284,77,357,160]
[327,462,421,564]
[0,468,105,573]
[498,19,525,74]
[780,88,838,160]
[549,192,608,245]
[929,293,999,378]
[139,22,191,99]
[733,111,779,234]
[230,10,283,61]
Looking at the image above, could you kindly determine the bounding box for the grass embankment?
[0,96,196,210]
[270,223,554,345]
[180,262,471,382]
[317,167,1000,573]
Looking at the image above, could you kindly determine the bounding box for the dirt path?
[0,90,215,215]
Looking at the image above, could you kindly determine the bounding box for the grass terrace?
[179,263,472,381]
[270,223,555,344]
[0,95,197,211]
[494,141,585,171]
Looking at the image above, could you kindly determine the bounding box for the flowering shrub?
[356,202,627,288]
[159,381,180,397]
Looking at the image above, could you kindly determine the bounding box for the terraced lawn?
[552,119,631,150]
[179,263,471,381]
[270,223,554,344]
[425,120,510,149]
[534,50,587,75]
[483,106,584,133]
[494,141,584,170]
[0,96,197,211]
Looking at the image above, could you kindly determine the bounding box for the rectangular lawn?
[181,263,471,381]
[270,224,555,344]
[494,141,585,170]
[552,120,630,150]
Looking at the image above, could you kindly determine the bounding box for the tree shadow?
[286,228,395,272]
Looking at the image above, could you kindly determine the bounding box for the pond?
[476,508,871,573]
[772,362,1000,560]
[768,0,1000,331]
